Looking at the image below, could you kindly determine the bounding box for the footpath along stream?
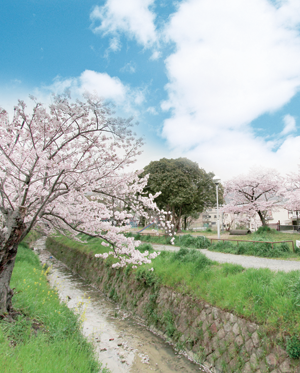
[35,238,207,373]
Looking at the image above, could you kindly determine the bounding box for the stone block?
[266,353,277,370]
[228,343,236,359]
[229,357,239,371]
[217,328,226,339]
[224,322,232,333]
[226,331,235,344]
[222,351,231,364]
[235,335,244,347]
[229,313,238,324]
[247,323,257,334]
[242,362,252,373]
[259,360,268,372]
[245,338,254,354]
[212,336,219,351]
[279,359,292,373]
[210,322,218,334]
[212,307,220,320]
[202,319,208,332]
[252,331,260,348]
[233,322,240,335]
[200,310,207,322]
[208,313,214,323]
[255,347,264,359]
[249,352,259,370]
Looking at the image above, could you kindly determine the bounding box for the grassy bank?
[50,234,300,341]
[128,230,300,259]
[0,242,108,373]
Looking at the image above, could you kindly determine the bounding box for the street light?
[213,176,221,240]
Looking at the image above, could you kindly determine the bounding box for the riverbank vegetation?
[0,242,108,373]
[128,229,300,259]
[48,234,300,339]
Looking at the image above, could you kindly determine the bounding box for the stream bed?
[35,239,208,373]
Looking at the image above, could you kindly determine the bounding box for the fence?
[267,221,300,232]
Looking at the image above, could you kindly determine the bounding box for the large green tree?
[140,158,223,232]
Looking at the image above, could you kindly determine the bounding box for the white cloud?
[281,114,297,135]
[158,0,300,178]
[120,61,136,74]
[79,70,126,100]
[147,106,158,115]
[90,0,158,48]
[109,36,121,52]
[42,70,127,103]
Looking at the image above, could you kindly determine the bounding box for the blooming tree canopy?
[283,168,300,213]
[222,167,283,226]
[0,94,171,314]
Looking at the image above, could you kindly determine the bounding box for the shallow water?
[35,238,209,373]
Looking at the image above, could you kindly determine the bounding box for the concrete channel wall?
[45,237,299,373]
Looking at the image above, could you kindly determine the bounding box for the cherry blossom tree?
[283,168,300,215]
[222,167,283,226]
[0,94,171,314]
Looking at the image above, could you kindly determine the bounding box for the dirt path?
[152,244,300,272]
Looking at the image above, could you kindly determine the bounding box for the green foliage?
[256,226,273,234]
[221,263,244,277]
[136,243,155,253]
[286,336,300,359]
[172,248,213,271]
[163,311,177,338]
[135,267,159,287]
[209,239,293,258]
[129,233,211,249]
[176,234,211,248]
[140,157,223,230]
[0,244,106,373]
[288,276,300,307]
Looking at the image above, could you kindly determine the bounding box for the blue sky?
[2,0,300,180]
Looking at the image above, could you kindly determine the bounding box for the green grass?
[127,230,300,259]
[0,242,109,373]
[49,233,300,337]
[149,249,300,336]
[126,232,211,249]
[208,239,298,258]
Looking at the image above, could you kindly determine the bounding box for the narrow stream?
[35,239,208,373]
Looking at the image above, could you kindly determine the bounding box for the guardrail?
[209,238,295,252]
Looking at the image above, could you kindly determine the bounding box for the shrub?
[172,248,213,271]
[222,263,244,276]
[286,336,300,359]
[256,226,272,234]
[136,243,155,253]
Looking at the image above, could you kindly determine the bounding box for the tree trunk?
[0,207,26,315]
[183,216,187,231]
[257,210,267,226]
[0,246,18,314]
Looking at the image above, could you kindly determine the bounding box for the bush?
[286,336,300,359]
[136,243,155,253]
[256,226,278,235]
[172,248,213,270]
[208,239,292,258]
[175,234,211,249]
[222,263,244,276]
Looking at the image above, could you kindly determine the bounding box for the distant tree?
[140,158,223,232]
[0,94,172,314]
[283,168,300,217]
[222,167,283,226]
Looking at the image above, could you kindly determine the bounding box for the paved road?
[152,244,300,272]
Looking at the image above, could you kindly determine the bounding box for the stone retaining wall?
[46,237,299,373]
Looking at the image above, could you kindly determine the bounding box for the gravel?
[152,244,300,272]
